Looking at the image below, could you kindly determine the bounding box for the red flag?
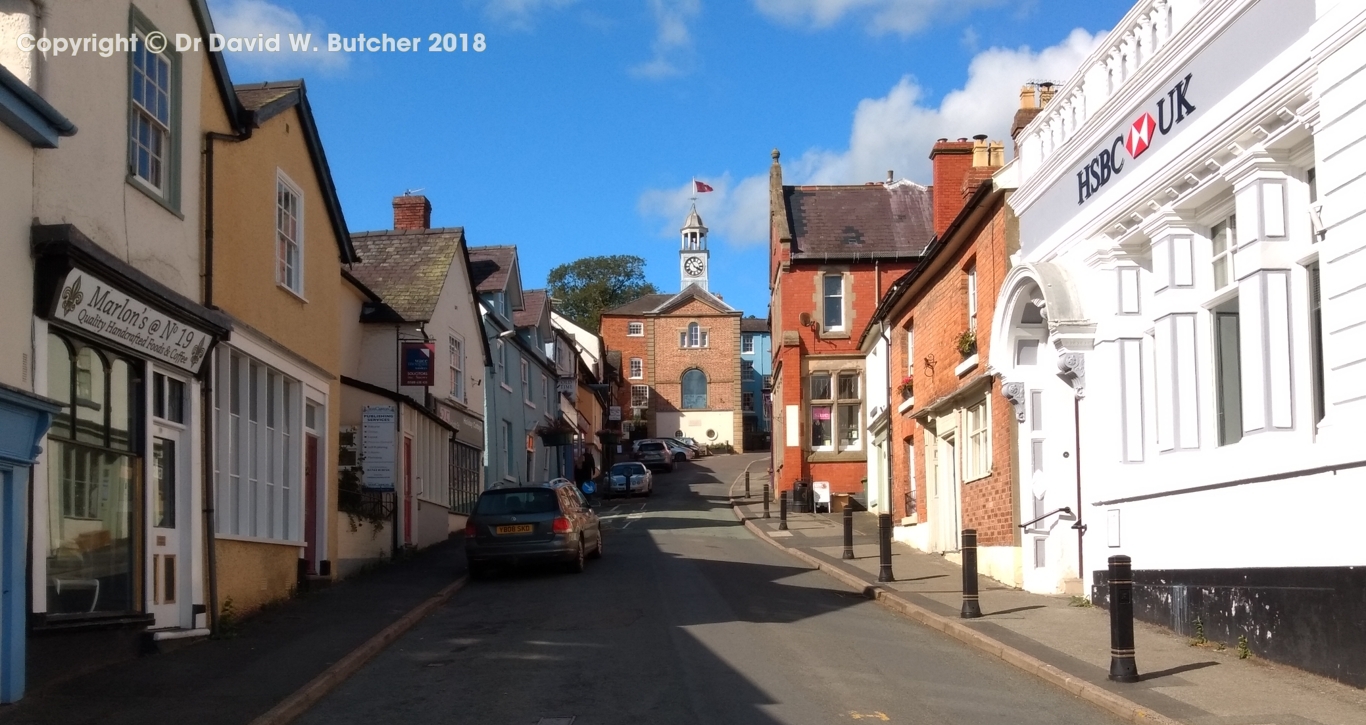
[694,180,714,193]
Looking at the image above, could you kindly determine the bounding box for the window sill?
[30,610,156,633]
[806,450,867,463]
[955,354,979,377]
[215,533,306,548]
[897,397,914,415]
[126,174,184,220]
[277,283,309,304]
[500,383,513,393]
[819,331,850,340]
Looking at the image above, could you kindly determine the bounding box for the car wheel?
[589,529,603,559]
[567,537,586,573]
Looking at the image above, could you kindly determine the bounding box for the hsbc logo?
[1076,73,1196,206]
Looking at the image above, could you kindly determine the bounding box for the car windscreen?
[474,489,560,516]
[638,442,665,451]
[610,464,641,476]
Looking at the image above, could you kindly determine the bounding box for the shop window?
[810,371,861,451]
[1214,299,1243,446]
[682,369,708,409]
[45,332,141,616]
[215,348,301,541]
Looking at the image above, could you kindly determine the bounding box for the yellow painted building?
[201,80,357,614]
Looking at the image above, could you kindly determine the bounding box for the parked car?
[634,439,675,472]
[464,479,602,578]
[667,437,706,458]
[606,461,653,497]
[662,440,694,462]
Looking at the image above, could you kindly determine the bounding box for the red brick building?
[767,150,933,499]
[600,207,744,449]
[864,134,1027,585]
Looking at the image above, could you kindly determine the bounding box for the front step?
[143,627,211,654]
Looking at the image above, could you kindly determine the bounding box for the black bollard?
[960,529,982,619]
[779,491,789,530]
[877,513,895,582]
[1108,555,1140,683]
[763,483,771,519]
[745,471,751,499]
[842,506,855,560]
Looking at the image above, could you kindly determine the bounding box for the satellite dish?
[798,312,812,327]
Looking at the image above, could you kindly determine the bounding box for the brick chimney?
[393,194,431,230]
[929,137,976,236]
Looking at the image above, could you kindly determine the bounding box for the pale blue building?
[740,317,771,450]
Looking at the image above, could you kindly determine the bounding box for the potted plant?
[897,375,914,400]
[957,329,978,358]
[535,417,577,447]
[595,428,622,444]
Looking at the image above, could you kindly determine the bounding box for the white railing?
[1018,0,1205,179]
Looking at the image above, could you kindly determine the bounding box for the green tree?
[547,255,659,332]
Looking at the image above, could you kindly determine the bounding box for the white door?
[932,434,961,552]
[149,371,190,628]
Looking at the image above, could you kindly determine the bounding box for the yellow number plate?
[496,524,533,534]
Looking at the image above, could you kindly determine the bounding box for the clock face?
[684,256,705,277]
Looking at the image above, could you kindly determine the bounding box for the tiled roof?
[348,228,464,321]
[235,81,298,117]
[740,317,770,333]
[516,289,548,328]
[783,182,933,259]
[467,245,517,293]
[602,293,673,316]
[654,284,735,314]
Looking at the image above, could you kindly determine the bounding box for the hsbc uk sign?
[1075,74,1197,206]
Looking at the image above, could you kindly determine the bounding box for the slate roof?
[602,293,673,316]
[782,182,934,259]
[655,284,736,314]
[467,245,517,293]
[740,317,770,333]
[236,82,298,120]
[515,289,548,328]
[348,228,464,321]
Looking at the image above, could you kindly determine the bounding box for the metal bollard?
[745,471,751,499]
[842,506,855,560]
[960,529,983,619]
[763,483,771,519]
[778,491,789,530]
[876,513,895,582]
[1108,555,1140,683]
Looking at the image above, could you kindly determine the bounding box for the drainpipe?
[201,128,250,634]
[1074,396,1085,584]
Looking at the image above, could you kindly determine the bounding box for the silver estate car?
[464,479,602,577]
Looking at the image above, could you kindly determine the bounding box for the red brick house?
[767,150,932,500]
[600,207,744,449]
[862,135,1029,585]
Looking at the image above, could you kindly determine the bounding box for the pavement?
[0,537,468,725]
[730,470,1366,725]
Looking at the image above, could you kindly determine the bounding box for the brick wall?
[601,313,652,430]
[393,195,431,230]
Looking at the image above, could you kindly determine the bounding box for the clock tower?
[679,204,709,292]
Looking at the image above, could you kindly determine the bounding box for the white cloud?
[630,0,701,79]
[752,0,1002,37]
[484,0,580,30]
[207,0,345,72]
[638,28,1105,245]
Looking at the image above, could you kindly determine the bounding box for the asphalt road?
[297,453,1124,725]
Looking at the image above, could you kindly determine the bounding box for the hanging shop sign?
[361,405,397,491]
[400,342,436,386]
[51,268,211,373]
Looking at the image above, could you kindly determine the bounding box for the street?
[297,453,1124,725]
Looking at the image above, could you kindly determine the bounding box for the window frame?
[630,384,650,408]
[521,358,531,403]
[448,334,465,402]
[822,273,845,331]
[681,369,708,410]
[966,264,978,332]
[963,396,991,480]
[126,7,182,214]
[741,335,754,354]
[1211,214,1238,292]
[275,170,305,298]
[808,369,862,452]
[627,321,644,337]
[628,357,643,379]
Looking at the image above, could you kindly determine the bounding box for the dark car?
[464,479,602,578]
[635,439,674,472]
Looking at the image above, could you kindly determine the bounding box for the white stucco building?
[992,0,1366,685]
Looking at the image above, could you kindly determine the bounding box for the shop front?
[28,225,229,688]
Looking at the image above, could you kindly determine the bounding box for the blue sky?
[208,0,1133,320]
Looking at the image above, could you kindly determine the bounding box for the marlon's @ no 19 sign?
[401,342,436,386]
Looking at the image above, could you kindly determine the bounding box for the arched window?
[682,369,708,409]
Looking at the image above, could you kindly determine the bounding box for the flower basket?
[595,429,622,444]
[534,418,577,447]
[897,376,914,400]
[956,329,978,358]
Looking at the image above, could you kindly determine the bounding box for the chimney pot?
[1019,84,1037,109]
[887,170,894,182]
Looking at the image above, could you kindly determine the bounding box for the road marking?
[847,712,890,721]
